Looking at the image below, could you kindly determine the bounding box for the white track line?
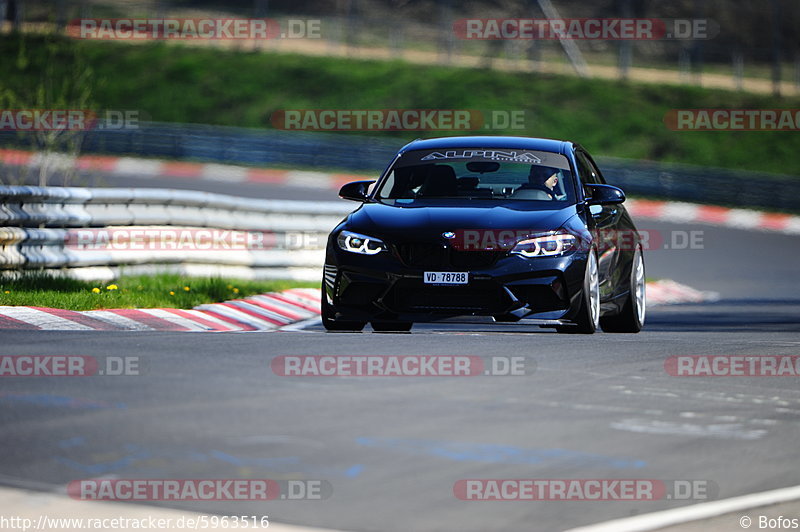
[660,202,700,223]
[726,209,767,230]
[785,217,800,234]
[113,157,164,177]
[565,484,800,532]
[285,170,335,189]
[201,163,249,182]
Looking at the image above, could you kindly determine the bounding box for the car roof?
[398,136,576,156]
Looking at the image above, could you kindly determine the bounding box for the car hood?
[345,201,579,241]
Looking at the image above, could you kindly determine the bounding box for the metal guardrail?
[81,123,400,173]
[0,186,351,281]
[3,122,798,212]
[596,157,793,213]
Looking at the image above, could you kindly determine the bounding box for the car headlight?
[336,230,387,255]
[511,231,577,258]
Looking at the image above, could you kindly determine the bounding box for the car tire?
[557,250,599,335]
[600,246,645,333]
[371,321,413,332]
[321,281,366,332]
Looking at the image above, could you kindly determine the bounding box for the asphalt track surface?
[1,170,799,531]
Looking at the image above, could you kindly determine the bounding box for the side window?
[575,151,600,185]
[380,170,395,197]
[583,152,607,184]
[574,151,597,201]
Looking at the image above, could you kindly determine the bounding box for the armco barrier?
[3,122,799,211]
[0,186,352,281]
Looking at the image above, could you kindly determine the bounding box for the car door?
[574,148,621,300]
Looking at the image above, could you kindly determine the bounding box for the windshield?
[376,148,575,205]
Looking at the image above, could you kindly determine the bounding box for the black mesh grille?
[395,243,503,270]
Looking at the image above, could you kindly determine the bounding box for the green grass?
[1,33,800,174]
[0,272,317,311]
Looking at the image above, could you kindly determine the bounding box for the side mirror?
[585,184,625,206]
[339,180,376,202]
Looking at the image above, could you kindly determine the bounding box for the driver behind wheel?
[527,165,559,193]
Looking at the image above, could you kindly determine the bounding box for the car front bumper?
[324,243,590,324]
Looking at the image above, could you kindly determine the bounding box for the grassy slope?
[1,33,799,174]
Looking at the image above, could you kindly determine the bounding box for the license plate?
[423,272,468,285]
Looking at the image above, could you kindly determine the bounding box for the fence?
[0,185,351,281]
[6,1,800,95]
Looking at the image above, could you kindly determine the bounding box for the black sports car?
[322,136,645,334]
